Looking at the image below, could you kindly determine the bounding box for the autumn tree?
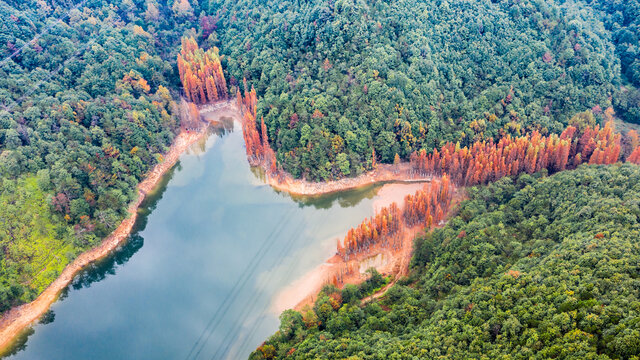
[337,176,455,260]
[410,119,625,187]
[237,82,277,174]
[177,37,228,104]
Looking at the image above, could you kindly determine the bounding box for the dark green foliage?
[562,0,640,124]
[0,0,212,311]
[216,0,619,180]
[574,0,640,87]
[255,165,640,359]
[613,87,640,125]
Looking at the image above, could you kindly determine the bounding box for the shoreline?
[264,162,432,196]
[277,186,466,313]
[0,124,210,353]
[0,102,432,353]
[271,182,429,313]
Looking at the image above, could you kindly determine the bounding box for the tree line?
[408,110,637,187]
[237,81,278,176]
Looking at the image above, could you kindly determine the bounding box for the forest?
[0,0,639,357]
[216,0,628,180]
[251,165,640,359]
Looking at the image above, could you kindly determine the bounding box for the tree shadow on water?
[0,159,177,359]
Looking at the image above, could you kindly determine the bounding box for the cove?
[2,120,388,360]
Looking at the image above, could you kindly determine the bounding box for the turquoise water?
[4,120,382,360]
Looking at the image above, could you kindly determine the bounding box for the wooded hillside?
[216,0,623,180]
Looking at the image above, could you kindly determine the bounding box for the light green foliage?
[0,177,75,312]
[255,165,640,359]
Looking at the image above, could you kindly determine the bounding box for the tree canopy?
[214,0,624,180]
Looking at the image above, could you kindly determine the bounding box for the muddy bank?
[272,182,431,313]
[265,163,432,196]
[0,118,216,353]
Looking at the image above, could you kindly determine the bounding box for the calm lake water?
[4,120,383,360]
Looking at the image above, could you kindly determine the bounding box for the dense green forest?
[253,165,640,359]
[217,0,625,180]
[575,0,640,88]
[556,0,640,124]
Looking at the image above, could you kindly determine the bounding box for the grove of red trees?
[629,147,640,164]
[403,174,453,228]
[237,83,277,175]
[628,130,640,164]
[337,176,454,261]
[409,120,624,186]
[177,37,228,104]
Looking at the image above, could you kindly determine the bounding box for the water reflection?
[70,234,144,292]
[249,167,385,210]
[1,153,177,358]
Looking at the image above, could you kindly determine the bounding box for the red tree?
[177,37,228,104]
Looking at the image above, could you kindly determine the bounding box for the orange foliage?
[338,202,402,260]
[237,83,278,175]
[337,176,454,261]
[628,130,640,165]
[507,270,521,279]
[410,121,622,186]
[629,147,640,165]
[177,37,227,104]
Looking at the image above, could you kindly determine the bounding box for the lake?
[3,120,385,360]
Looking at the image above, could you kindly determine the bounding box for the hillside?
[216,0,621,180]
[252,165,640,359]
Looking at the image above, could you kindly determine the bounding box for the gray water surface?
[4,122,382,360]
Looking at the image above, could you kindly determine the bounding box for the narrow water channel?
[4,120,385,360]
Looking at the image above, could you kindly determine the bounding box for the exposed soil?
[282,186,467,312]
[266,163,432,196]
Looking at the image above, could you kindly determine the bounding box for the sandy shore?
[266,163,431,196]
[272,182,431,313]
[0,122,212,353]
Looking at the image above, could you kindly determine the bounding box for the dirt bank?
[0,119,214,353]
[265,163,432,196]
[273,182,433,313]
